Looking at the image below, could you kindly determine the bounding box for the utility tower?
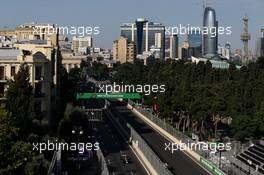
[240,15,251,66]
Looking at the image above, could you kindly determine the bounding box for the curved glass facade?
[203,7,218,58]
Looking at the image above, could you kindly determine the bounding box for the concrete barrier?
[106,108,158,175]
[132,141,159,175]
[127,103,218,175]
[128,103,201,160]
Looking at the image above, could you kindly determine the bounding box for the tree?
[69,67,82,83]
[0,104,32,175]
[231,115,258,141]
[6,63,35,138]
[91,62,109,80]
[24,154,49,175]
[112,58,264,142]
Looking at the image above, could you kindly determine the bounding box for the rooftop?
[121,21,164,27]
[18,22,54,28]
[192,56,241,69]
[17,39,48,45]
[0,49,21,60]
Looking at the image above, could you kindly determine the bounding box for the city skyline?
[0,0,263,51]
[1,1,264,175]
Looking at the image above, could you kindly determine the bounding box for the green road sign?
[76,93,141,99]
[200,157,225,175]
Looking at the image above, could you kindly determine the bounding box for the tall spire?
[240,14,251,66]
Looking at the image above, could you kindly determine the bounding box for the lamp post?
[72,126,84,170]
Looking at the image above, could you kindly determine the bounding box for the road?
[109,100,210,175]
[93,101,148,175]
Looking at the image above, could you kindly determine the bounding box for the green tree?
[91,62,109,80]
[6,63,35,138]
[0,104,32,175]
[112,58,264,141]
[24,154,49,175]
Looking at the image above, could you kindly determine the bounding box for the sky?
[0,0,263,51]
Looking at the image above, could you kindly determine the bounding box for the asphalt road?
[109,101,210,175]
[94,109,148,175]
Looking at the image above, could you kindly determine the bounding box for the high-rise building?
[261,29,264,57]
[72,36,92,54]
[240,15,251,66]
[255,38,261,58]
[120,18,165,58]
[224,43,231,60]
[112,37,136,64]
[169,34,178,58]
[261,40,264,58]
[191,7,239,69]
[188,30,202,57]
[255,29,264,58]
[181,41,190,59]
[218,43,231,60]
[135,18,147,54]
[203,7,218,59]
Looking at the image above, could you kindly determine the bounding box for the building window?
[0,83,4,97]
[34,35,40,40]
[0,67,4,80]
[35,82,42,97]
[11,66,16,76]
[35,66,42,80]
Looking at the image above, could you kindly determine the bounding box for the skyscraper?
[188,30,202,57]
[181,41,190,59]
[203,7,218,59]
[261,29,264,57]
[256,29,264,58]
[224,43,231,60]
[120,18,165,58]
[135,18,147,54]
[112,37,136,64]
[169,34,178,58]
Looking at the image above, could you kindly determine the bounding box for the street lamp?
[72,126,84,141]
[247,159,252,175]
[72,126,84,170]
[72,130,76,135]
